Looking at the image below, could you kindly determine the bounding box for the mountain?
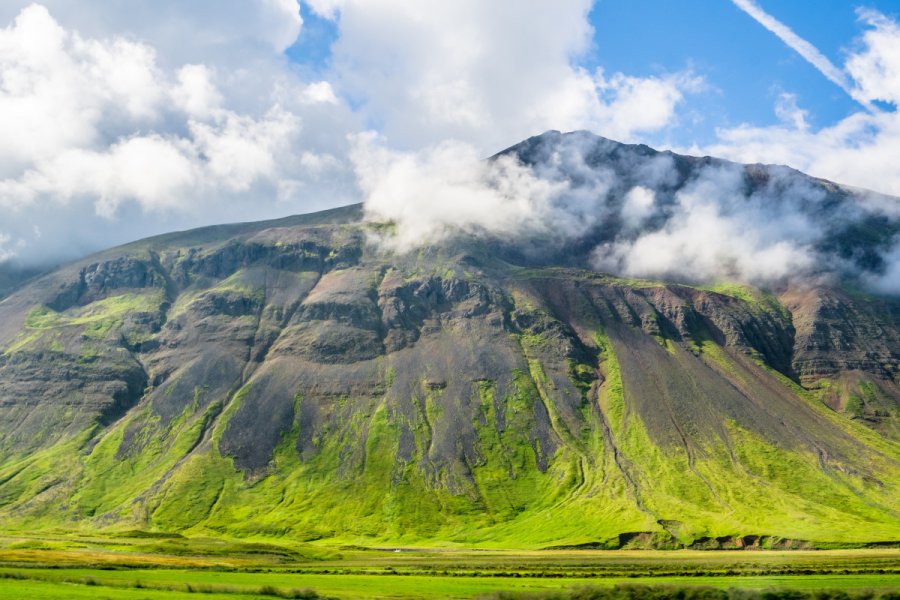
[0,131,898,549]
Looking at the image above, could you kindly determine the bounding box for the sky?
[1,0,900,269]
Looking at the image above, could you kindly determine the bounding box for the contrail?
[730,0,872,110]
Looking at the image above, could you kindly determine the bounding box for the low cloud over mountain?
[358,131,900,294]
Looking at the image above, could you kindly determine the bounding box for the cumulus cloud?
[0,3,357,266]
[774,93,809,131]
[0,4,320,206]
[2,135,196,217]
[704,110,900,196]
[0,5,161,173]
[845,9,900,106]
[593,70,703,140]
[171,64,222,118]
[0,0,303,67]
[356,129,704,254]
[317,0,700,152]
[0,233,22,263]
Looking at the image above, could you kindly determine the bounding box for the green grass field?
[0,534,896,599]
[0,572,898,600]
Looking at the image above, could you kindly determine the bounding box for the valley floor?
[0,533,897,599]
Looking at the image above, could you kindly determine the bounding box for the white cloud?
[593,70,702,140]
[866,242,900,295]
[172,64,222,118]
[190,108,301,191]
[0,3,358,267]
[354,134,566,251]
[620,186,656,230]
[593,167,819,284]
[0,5,311,213]
[0,5,163,173]
[706,110,900,196]
[263,0,304,50]
[0,1,303,66]
[323,0,699,151]
[774,92,809,131]
[301,81,338,105]
[7,135,197,217]
[846,9,900,106]
[306,0,343,20]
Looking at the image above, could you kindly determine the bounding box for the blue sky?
[590,1,898,139]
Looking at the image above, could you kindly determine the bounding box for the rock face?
[0,134,898,548]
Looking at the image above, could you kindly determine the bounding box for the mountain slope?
[0,133,898,549]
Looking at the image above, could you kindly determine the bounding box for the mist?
[356,131,900,294]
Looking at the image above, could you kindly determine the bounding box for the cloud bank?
[0,1,700,270]
[0,2,356,267]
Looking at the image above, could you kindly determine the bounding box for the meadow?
[0,533,896,599]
